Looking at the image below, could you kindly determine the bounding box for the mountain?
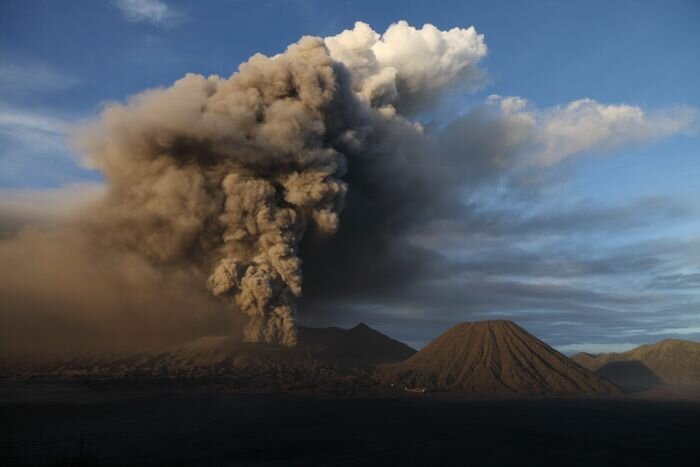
[382,320,619,395]
[0,324,415,383]
[298,323,416,365]
[572,339,700,384]
[595,361,663,392]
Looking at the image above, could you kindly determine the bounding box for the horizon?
[1,0,699,355]
[301,319,695,355]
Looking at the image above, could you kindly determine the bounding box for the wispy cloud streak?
[112,0,184,26]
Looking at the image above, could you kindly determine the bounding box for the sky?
[1,0,699,352]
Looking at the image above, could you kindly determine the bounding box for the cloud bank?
[486,95,697,165]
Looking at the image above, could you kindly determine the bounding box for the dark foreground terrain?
[1,380,700,466]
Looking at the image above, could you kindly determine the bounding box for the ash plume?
[0,21,487,349]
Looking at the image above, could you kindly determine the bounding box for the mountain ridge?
[572,338,700,384]
[0,323,415,382]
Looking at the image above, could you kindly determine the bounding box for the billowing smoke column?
[78,38,349,347]
[70,21,487,346]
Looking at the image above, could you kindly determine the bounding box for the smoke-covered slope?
[383,320,619,395]
[0,324,415,382]
[572,339,700,384]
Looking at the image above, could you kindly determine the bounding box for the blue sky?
[1,0,699,351]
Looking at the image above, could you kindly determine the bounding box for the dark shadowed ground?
[1,380,699,466]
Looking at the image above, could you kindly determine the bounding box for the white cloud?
[326,21,488,113]
[0,105,68,151]
[555,342,639,354]
[112,0,182,26]
[0,105,96,188]
[486,95,697,165]
[0,107,66,133]
[0,60,78,94]
[623,326,700,336]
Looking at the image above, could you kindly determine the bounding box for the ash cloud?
[2,19,694,353]
[0,21,488,350]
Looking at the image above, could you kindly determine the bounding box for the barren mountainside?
[572,339,700,384]
[2,320,635,396]
[383,320,619,395]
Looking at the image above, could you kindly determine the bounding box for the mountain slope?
[572,339,700,384]
[383,320,619,395]
[298,323,416,365]
[596,361,663,392]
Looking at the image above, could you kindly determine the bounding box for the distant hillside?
[382,320,619,395]
[572,339,700,384]
[596,361,663,393]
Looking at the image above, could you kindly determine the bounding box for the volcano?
[595,361,663,392]
[298,323,416,365]
[383,320,619,395]
[0,323,415,382]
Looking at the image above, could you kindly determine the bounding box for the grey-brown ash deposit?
[381,320,619,395]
